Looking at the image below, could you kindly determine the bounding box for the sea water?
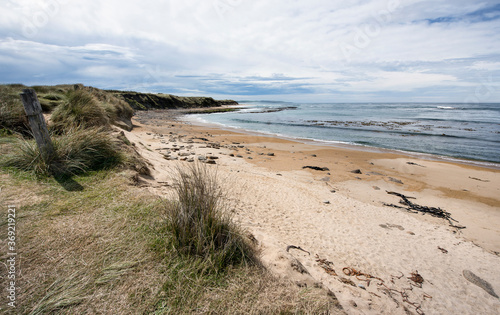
[187,102,500,165]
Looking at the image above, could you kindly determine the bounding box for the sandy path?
[124,112,500,314]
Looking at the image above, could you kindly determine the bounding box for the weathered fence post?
[19,89,55,161]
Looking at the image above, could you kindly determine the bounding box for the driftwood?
[302,166,330,171]
[384,191,465,229]
[286,245,310,255]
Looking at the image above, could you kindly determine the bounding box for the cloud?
[0,0,499,102]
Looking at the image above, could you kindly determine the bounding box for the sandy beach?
[127,110,500,314]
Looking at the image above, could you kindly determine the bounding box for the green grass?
[1,127,123,177]
[157,163,256,273]
[0,84,29,134]
[51,90,110,131]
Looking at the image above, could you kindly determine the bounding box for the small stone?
[198,155,207,161]
[373,186,380,190]
[323,200,330,204]
[351,169,362,174]
[206,160,216,164]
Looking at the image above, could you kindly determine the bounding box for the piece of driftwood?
[286,245,310,255]
[20,89,55,161]
[302,166,330,171]
[384,191,465,229]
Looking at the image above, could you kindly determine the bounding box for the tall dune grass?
[50,90,110,132]
[160,163,256,273]
[1,127,122,177]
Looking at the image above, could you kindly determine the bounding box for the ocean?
[187,102,500,166]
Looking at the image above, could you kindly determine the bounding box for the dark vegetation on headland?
[0,83,340,313]
[109,89,238,111]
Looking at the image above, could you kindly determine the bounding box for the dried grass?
[159,163,257,273]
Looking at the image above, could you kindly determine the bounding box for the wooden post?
[20,89,55,161]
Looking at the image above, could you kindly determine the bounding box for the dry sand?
[126,110,500,314]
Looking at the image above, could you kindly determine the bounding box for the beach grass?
[154,163,257,273]
[50,89,111,132]
[1,127,123,177]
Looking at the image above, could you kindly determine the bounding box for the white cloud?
[0,0,499,101]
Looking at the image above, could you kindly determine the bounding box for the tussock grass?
[159,163,256,273]
[1,127,123,177]
[51,90,110,131]
[0,84,29,134]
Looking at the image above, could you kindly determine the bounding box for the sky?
[1,0,500,103]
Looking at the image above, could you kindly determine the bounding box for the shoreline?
[128,109,500,314]
[183,113,500,170]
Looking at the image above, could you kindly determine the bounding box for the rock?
[373,186,380,190]
[247,157,253,159]
[323,200,330,204]
[206,160,216,164]
[236,154,243,158]
[198,155,207,161]
[350,169,362,174]
[267,153,275,156]
[208,156,218,159]
[319,177,330,182]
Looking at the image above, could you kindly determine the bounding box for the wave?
[437,106,456,110]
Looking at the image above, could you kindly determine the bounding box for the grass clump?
[50,87,134,132]
[159,163,256,273]
[1,127,123,177]
[0,84,29,134]
[51,90,110,132]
